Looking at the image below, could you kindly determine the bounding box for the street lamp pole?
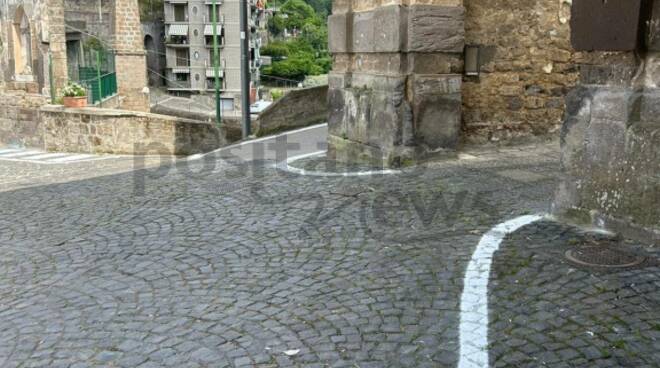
[211,0,222,127]
[239,0,251,138]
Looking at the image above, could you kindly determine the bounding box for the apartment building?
[163,0,265,109]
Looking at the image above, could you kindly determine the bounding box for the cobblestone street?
[1,135,658,367]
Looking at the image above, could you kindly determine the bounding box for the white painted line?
[458,214,545,368]
[285,150,326,162]
[21,153,69,160]
[189,123,328,161]
[458,153,479,160]
[0,150,42,158]
[275,151,401,177]
[0,149,20,154]
[48,154,96,163]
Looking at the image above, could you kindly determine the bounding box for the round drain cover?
[565,246,647,269]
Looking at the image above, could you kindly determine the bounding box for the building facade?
[0,0,57,94]
[0,0,149,111]
[163,0,265,109]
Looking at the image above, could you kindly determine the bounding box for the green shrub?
[271,89,284,100]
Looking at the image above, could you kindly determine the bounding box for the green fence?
[72,48,117,105]
[79,67,117,104]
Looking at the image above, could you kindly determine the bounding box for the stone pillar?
[554,0,660,242]
[113,0,150,112]
[328,0,465,167]
[48,0,68,95]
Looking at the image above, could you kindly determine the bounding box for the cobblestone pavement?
[0,155,166,193]
[1,138,658,367]
[491,222,660,368]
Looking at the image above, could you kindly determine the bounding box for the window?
[205,27,225,47]
[175,49,189,67]
[174,4,187,22]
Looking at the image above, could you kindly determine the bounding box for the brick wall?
[49,0,69,93]
[113,0,150,112]
[41,106,224,155]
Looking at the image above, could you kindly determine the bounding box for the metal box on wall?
[571,0,646,51]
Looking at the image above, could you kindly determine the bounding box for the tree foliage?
[138,0,164,22]
[262,0,330,80]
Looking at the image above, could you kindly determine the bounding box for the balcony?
[167,78,191,90]
[206,80,225,90]
[166,25,189,47]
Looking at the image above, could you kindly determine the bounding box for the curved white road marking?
[458,214,546,368]
[276,151,401,177]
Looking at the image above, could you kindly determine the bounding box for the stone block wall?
[40,106,223,155]
[255,85,328,137]
[554,0,660,242]
[0,91,48,148]
[327,0,649,163]
[328,0,465,167]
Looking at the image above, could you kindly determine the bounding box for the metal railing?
[79,68,118,104]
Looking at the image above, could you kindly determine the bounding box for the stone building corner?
[113,0,150,112]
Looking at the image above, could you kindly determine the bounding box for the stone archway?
[12,6,33,79]
[144,34,157,86]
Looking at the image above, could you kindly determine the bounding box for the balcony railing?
[167,79,191,89]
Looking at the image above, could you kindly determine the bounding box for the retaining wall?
[40,106,223,155]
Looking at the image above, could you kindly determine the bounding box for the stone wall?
[40,106,223,155]
[463,0,576,143]
[142,21,166,87]
[0,91,48,148]
[327,0,650,163]
[462,0,644,144]
[0,0,61,95]
[554,1,660,242]
[64,0,113,38]
[555,87,660,241]
[112,0,150,112]
[328,0,465,167]
[254,85,328,136]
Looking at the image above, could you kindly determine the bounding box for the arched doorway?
[12,6,33,79]
[144,34,157,86]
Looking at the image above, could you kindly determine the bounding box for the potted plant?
[62,82,88,108]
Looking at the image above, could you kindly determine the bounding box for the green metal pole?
[212,0,222,127]
[49,53,56,104]
[95,50,103,108]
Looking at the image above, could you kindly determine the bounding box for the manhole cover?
[565,246,647,269]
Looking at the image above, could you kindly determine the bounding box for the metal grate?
[565,246,648,269]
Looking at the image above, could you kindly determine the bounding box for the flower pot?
[63,96,88,108]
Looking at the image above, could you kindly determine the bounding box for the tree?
[138,0,164,22]
[262,0,330,80]
[303,0,332,19]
